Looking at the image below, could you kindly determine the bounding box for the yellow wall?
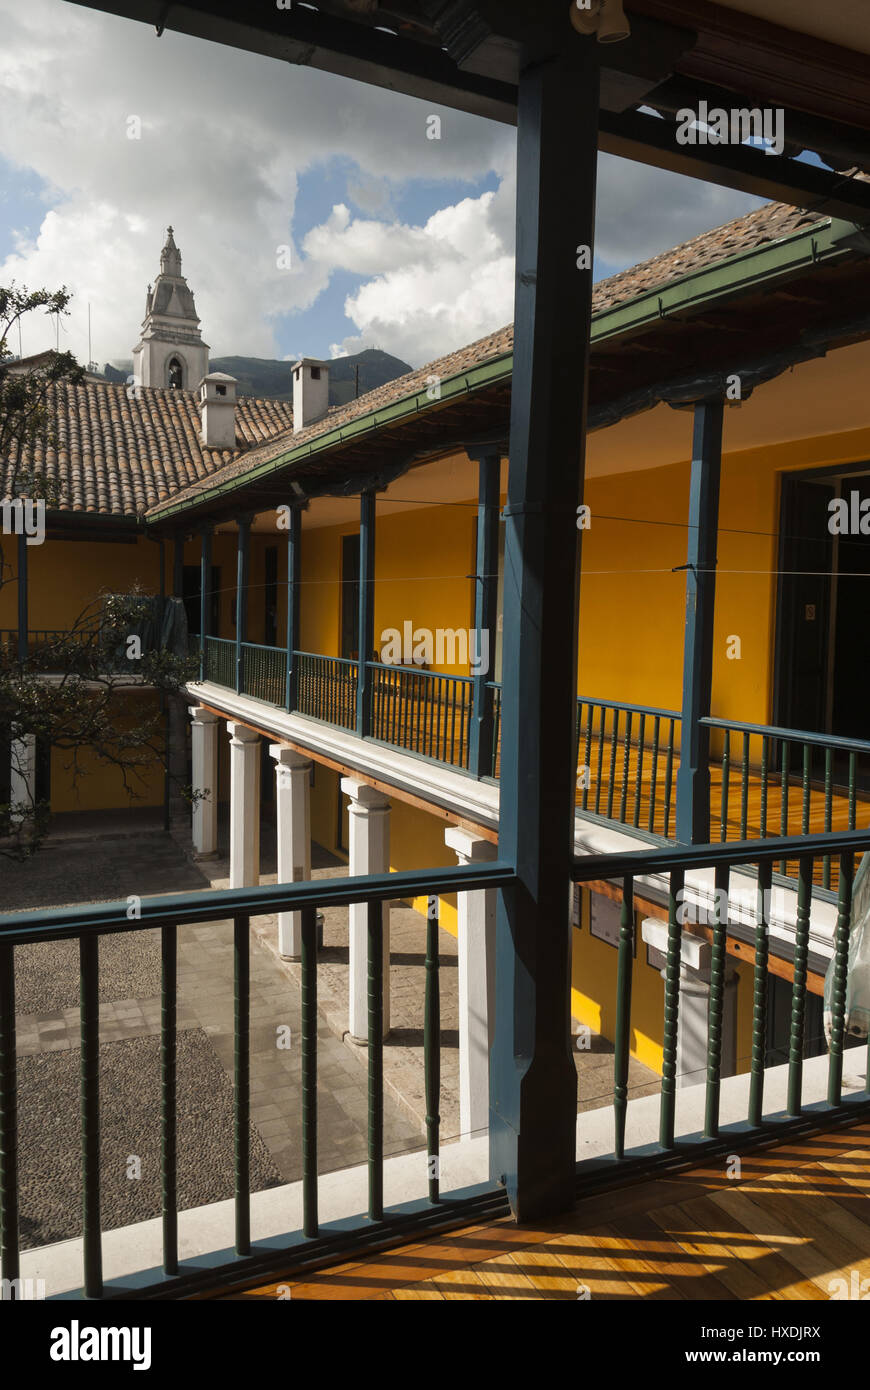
[570,888,755,1076]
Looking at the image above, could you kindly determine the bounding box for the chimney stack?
[199,372,237,448]
[292,358,330,433]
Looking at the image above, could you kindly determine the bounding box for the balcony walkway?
[212,1120,870,1300]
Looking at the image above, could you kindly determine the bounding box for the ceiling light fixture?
[569,0,631,43]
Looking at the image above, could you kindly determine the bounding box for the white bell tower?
[131,227,209,390]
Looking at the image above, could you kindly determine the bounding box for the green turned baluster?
[613,877,635,1159]
[747,859,772,1128]
[787,858,812,1117]
[301,904,319,1238]
[0,941,20,1295]
[160,924,178,1276]
[648,716,661,833]
[704,864,730,1138]
[619,711,632,823]
[779,741,790,875]
[823,748,833,890]
[663,721,675,838]
[424,895,441,1203]
[739,733,749,840]
[595,705,606,814]
[801,743,811,837]
[660,869,684,1150]
[367,898,384,1221]
[233,913,251,1256]
[827,853,853,1108]
[582,703,593,812]
[633,713,646,829]
[720,729,730,843]
[80,933,103,1298]
[606,709,619,820]
[759,736,769,839]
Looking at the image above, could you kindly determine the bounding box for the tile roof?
[2,381,295,517]
[149,201,827,518]
[1,201,826,521]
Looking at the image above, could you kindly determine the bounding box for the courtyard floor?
[2,805,659,1252]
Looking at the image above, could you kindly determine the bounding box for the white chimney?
[199,372,237,448]
[292,358,330,433]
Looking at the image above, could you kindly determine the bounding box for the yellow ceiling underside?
[713,0,870,56]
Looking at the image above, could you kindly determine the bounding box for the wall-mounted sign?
[589,891,634,954]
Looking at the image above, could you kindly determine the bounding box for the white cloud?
[0,0,765,372]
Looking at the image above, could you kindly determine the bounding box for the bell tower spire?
[131,226,209,390]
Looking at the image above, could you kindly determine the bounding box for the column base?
[347,1031,392,1046]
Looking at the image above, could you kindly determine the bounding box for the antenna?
[88,303,92,369]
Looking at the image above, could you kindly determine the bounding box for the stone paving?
[2,811,420,1249]
[3,805,660,1249]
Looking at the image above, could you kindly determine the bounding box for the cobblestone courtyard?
[3,807,658,1251]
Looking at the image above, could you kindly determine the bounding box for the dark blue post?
[356,491,375,738]
[490,45,598,1221]
[198,523,212,681]
[172,535,184,599]
[235,514,252,695]
[17,532,28,663]
[285,506,301,712]
[468,449,500,779]
[675,399,724,845]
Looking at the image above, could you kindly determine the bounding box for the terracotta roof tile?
[1,201,826,520]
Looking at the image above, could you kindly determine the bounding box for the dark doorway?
[765,975,826,1068]
[775,468,870,747]
[340,534,360,660]
[182,564,221,637]
[264,546,278,648]
[775,475,834,738]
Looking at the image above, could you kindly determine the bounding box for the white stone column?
[189,706,219,858]
[445,827,497,1140]
[9,733,36,824]
[341,777,391,1042]
[228,722,260,889]
[270,744,312,959]
[641,918,738,1088]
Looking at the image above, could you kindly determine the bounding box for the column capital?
[269,743,311,770]
[227,721,259,745]
[236,512,255,531]
[189,705,220,726]
[197,520,215,536]
[341,776,390,810]
[465,443,505,465]
[445,826,498,863]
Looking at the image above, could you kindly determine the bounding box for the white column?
[445,827,497,1140]
[228,722,260,889]
[341,777,391,1042]
[270,744,312,959]
[641,918,738,1088]
[189,706,219,857]
[9,733,36,824]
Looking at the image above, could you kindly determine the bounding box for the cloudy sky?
[0,0,765,372]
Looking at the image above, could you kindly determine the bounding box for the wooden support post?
[285,506,301,712]
[356,491,375,738]
[490,43,598,1221]
[467,448,500,779]
[16,532,28,664]
[235,514,252,695]
[675,399,724,845]
[199,523,213,683]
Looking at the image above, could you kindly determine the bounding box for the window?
[168,357,183,389]
[310,366,321,380]
[216,384,226,397]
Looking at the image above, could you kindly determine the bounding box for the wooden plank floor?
[212,1121,870,1301]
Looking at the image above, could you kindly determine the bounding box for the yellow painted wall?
[570,887,756,1076]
